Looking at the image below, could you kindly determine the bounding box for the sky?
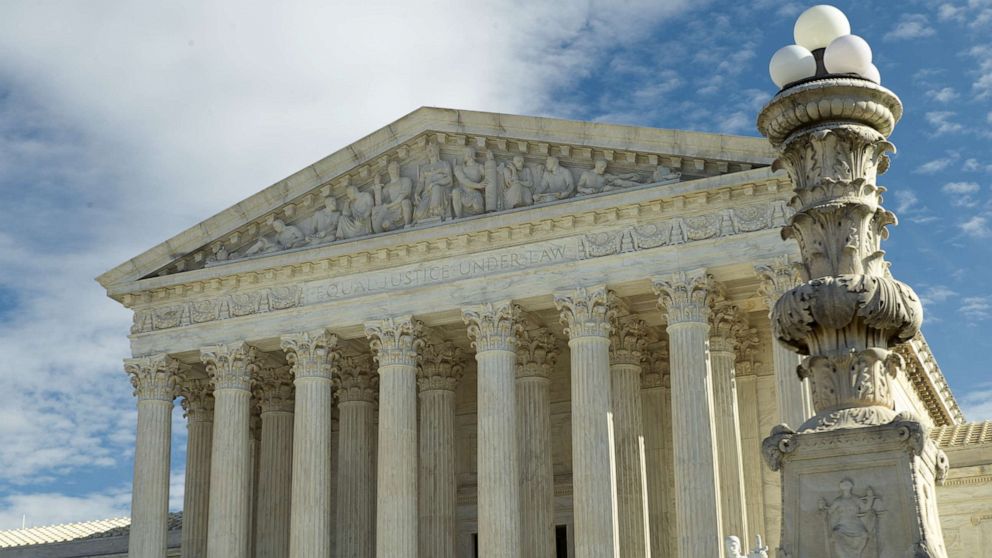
[0,0,990,528]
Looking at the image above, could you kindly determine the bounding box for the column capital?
[177,374,214,421]
[418,340,465,392]
[201,342,258,391]
[335,353,379,403]
[516,327,560,380]
[365,316,425,368]
[253,360,294,413]
[463,301,522,352]
[641,345,671,389]
[710,298,747,355]
[754,256,801,311]
[280,329,340,380]
[554,285,613,339]
[124,354,180,401]
[652,270,714,325]
[610,315,648,366]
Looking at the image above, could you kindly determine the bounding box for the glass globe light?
[769,45,817,88]
[794,5,851,50]
[862,63,881,84]
[824,34,872,75]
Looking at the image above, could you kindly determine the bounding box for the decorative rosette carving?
[200,342,259,391]
[609,315,647,366]
[417,340,464,392]
[516,327,560,380]
[124,353,180,402]
[652,270,713,325]
[280,329,340,380]
[177,373,214,420]
[335,353,378,403]
[253,359,295,413]
[640,343,670,389]
[364,316,424,368]
[462,302,522,353]
[554,286,613,338]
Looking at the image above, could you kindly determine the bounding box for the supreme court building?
[98,108,992,558]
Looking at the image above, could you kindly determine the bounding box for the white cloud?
[927,87,958,103]
[925,111,965,135]
[960,215,992,238]
[919,285,957,308]
[892,190,920,214]
[961,384,992,421]
[961,296,992,320]
[914,155,957,174]
[884,14,936,41]
[943,182,981,207]
[0,488,131,529]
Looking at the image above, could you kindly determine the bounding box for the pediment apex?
[97,107,776,291]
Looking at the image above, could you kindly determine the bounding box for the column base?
[763,413,950,558]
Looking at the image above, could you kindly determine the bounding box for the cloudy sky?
[1,0,990,528]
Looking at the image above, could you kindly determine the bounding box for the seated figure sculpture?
[242,219,305,257]
[577,158,643,195]
[533,156,575,203]
[414,141,453,223]
[452,146,487,218]
[371,160,413,233]
[336,185,374,240]
[499,155,534,209]
[306,196,341,245]
[652,164,682,184]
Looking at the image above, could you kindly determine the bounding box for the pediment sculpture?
[202,140,687,268]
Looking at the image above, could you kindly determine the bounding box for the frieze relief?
[156,133,765,277]
[130,198,788,334]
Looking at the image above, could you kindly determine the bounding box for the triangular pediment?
[97,107,775,293]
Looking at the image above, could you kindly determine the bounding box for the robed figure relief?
[414,141,453,223]
[818,479,882,558]
[452,146,488,218]
[371,161,413,233]
[336,185,374,240]
[499,155,534,209]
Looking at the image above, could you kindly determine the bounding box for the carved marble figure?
[577,159,643,195]
[242,220,305,257]
[534,156,575,203]
[414,141,453,222]
[307,196,341,245]
[452,147,487,218]
[652,164,682,184]
[371,160,413,233]
[726,536,746,558]
[818,479,881,558]
[206,243,230,264]
[336,185,374,240]
[499,155,534,209]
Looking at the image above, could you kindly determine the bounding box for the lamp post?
[757,6,949,557]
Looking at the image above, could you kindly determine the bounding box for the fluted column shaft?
[366,317,423,558]
[125,355,178,558]
[202,343,257,558]
[418,387,458,557]
[710,343,748,544]
[336,355,378,558]
[282,330,339,558]
[641,354,675,558]
[178,377,213,558]
[609,315,648,558]
[555,287,618,558]
[654,273,722,558]
[255,364,294,558]
[464,303,521,558]
[516,328,559,558]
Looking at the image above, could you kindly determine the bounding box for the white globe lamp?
[862,63,881,84]
[794,5,851,51]
[769,45,817,88]
[824,34,872,75]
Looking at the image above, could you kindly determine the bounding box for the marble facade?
[100,108,987,558]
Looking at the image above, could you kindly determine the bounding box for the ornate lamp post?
[757,6,948,557]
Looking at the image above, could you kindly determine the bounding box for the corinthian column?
[463,302,522,558]
[709,298,749,545]
[254,362,295,558]
[365,317,424,558]
[754,258,813,429]
[516,328,559,558]
[757,29,947,554]
[201,343,258,558]
[607,308,650,558]
[281,330,339,558]
[554,286,618,558]
[177,376,213,558]
[652,271,722,558]
[124,354,178,558]
[417,340,464,558]
[335,354,378,558]
[641,347,675,558]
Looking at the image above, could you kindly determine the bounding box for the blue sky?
[0,0,989,527]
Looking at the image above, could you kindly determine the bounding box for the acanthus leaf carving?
[554,286,613,339]
[516,327,560,380]
[652,270,713,325]
[335,353,378,403]
[124,353,180,402]
[462,302,522,353]
[279,329,340,380]
[417,339,465,392]
[364,316,425,368]
[200,342,259,391]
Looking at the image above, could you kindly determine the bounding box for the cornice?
[896,333,965,427]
